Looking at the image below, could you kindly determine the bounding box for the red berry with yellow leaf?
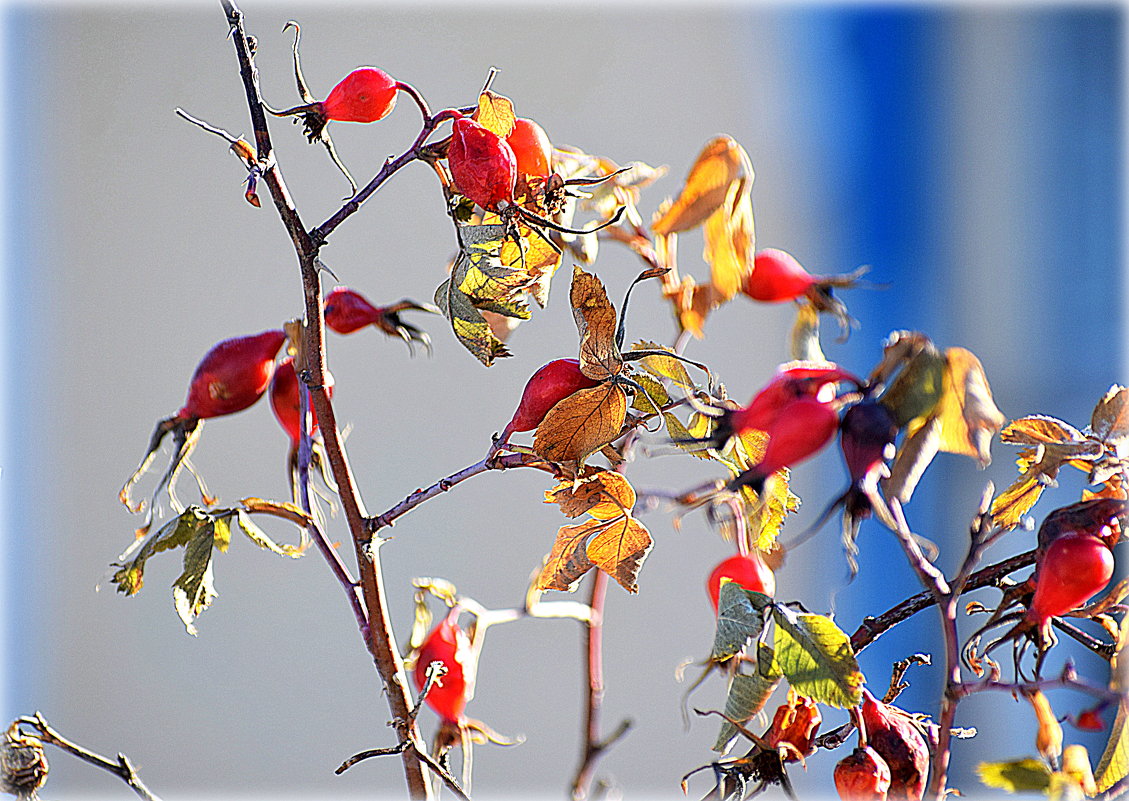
[448,115,518,211]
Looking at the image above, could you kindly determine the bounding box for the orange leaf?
[537,515,653,594]
[1084,473,1127,501]
[570,266,623,380]
[652,135,752,235]
[472,90,516,139]
[545,470,636,520]
[1001,415,1087,446]
[663,276,719,339]
[532,383,628,464]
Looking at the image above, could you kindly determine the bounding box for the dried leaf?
[234,510,302,558]
[664,277,719,339]
[473,90,516,139]
[1092,385,1129,450]
[1096,702,1129,793]
[570,266,623,380]
[991,474,1049,530]
[632,340,694,389]
[545,470,636,520]
[772,607,864,709]
[653,136,751,235]
[111,507,211,595]
[537,514,653,594]
[533,383,628,464]
[884,416,942,504]
[935,347,1005,465]
[1002,415,1088,446]
[880,338,946,429]
[703,176,755,303]
[714,646,782,752]
[631,373,670,415]
[1026,690,1064,764]
[172,523,219,636]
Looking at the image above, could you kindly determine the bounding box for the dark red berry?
[324,286,382,335]
[322,67,398,123]
[706,552,775,612]
[448,115,518,211]
[860,690,930,801]
[269,357,334,444]
[835,746,892,801]
[413,610,471,724]
[179,330,286,420]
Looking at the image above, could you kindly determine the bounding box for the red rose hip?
[706,552,776,612]
[322,67,398,123]
[413,610,472,724]
[499,358,600,443]
[448,115,518,211]
[179,329,287,420]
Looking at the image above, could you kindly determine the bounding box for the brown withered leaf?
[992,414,1109,528]
[537,515,653,594]
[545,470,636,520]
[652,135,751,235]
[1092,385,1129,449]
[570,266,623,380]
[934,347,1006,466]
[472,90,516,139]
[703,174,755,303]
[1084,473,1127,501]
[533,383,628,464]
[486,213,563,309]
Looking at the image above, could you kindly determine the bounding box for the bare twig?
[218,2,429,796]
[15,713,161,801]
[368,452,559,533]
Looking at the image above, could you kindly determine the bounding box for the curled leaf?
[570,266,623,380]
[652,135,751,236]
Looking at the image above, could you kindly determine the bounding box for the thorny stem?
[15,713,161,801]
[219,2,429,797]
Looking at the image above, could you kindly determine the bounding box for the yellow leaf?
[533,383,628,464]
[473,90,516,139]
[652,135,751,235]
[703,176,755,303]
[936,347,1006,466]
[1001,415,1087,446]
[1062,745,1098,797]
[1096,702,1129,793]
[570,266,623,380]
[664,276,718,339]
[991,474,1047,530]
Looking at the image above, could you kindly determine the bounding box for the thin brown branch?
[219,2,429,796]
[369,452,559,533]
[16,713,161,801]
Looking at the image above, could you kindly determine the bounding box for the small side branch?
[14,713,161,801]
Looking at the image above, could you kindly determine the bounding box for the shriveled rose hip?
[835,746,892,801]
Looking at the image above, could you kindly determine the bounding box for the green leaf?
[772,607,864,708]
[880,339,946,429]
[111,506,211,595]
[1096,702,1129,792]
[631,373,669,414]
[434,273,510,367]
[714,644,781,752]
[172,523,219,636]
[235,510,302,558]
[711,581,771,661]
[976,758,1053,793]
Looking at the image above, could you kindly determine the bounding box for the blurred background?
[2,3,1123,799]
